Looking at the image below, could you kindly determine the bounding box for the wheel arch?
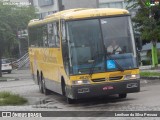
[61,76,66,96]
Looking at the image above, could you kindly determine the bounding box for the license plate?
[127,83,138,88]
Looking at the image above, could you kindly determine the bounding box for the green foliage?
[0,91,27,106]
[141,60,151,65]
[0,1,36,77]
[0,1,36,58]
[126,0,160,42]
[140,71,160,77]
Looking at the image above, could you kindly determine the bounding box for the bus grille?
[109,76,123,80]
[91,78,106,82]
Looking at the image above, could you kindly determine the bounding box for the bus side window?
[61,21,68,57]
[61,21,66,42]
[42,25,48,47]
[48,23,56,47]
[37,26,43,47]
[54,22,60,47]
[28,26,43,47]
[28,27,37,47]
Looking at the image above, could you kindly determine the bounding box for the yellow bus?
[28,8,140,103]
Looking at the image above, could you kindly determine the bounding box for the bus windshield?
[66,16,138,75]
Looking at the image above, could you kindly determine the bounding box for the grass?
[0,77,7,80]
[0,91,27,106]
[140,72,160,77]
[0,77,12,80]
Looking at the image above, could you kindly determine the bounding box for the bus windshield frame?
[64,15,138,75]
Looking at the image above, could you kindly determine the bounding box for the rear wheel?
[38,74,43,93]
[119,93,127,98]
[41,75,51,95]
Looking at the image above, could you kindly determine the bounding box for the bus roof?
[28,8,129,27]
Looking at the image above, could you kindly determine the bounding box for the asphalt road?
[0,69,160,119]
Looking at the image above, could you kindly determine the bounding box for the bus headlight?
[124,74,140,80]
[72,80,90,85]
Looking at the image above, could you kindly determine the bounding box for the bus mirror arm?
[64,55,70,61]
[56,34,60,39]
[66,57,70,61]
[135,37,142,51]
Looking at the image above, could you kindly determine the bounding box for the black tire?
[62,81,75,104]
[41,75,51,95]
[66,97,75,104]
[119,93,127,98]
[38,74,43,93]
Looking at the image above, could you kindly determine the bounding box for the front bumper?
[66,79,140,99]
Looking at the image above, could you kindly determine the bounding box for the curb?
[141,76,160,80]
[0,78,19,82]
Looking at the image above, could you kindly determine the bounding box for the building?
[3,0,137,18]
[62,0,98,10]
[99,0,124,8]
[99,0,137,17]
[2,0,31,6]
[140,43,160,65]
[31,0,98,19]
[30,0,137,19]
[30,0,61,19]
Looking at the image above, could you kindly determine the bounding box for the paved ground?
[1,70,46,106]
[0,69,160,119]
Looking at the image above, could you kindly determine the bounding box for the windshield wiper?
[89,53,124,77]
[89,53,104,77]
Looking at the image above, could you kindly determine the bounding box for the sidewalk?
[0,69,31,82]
[140,65,160,80]
[0,77,19,82]
[140,65,160,72]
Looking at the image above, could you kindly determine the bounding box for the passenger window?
[54,22,60,47]
[42,25,48,47]
[61,21,66,42]
[28,27,37,47]
[48,23,56,47]
[29,22,60,48]
[28,26,43,47]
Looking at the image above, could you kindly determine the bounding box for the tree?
[127,0,160,67]
[0,1,36,77]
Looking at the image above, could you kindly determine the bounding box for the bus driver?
[107,40,122,54]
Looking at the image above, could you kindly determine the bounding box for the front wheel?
[41,75,51,95]
[66,97,75,104]
[119,93,127,98]
[62,82,75,104]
